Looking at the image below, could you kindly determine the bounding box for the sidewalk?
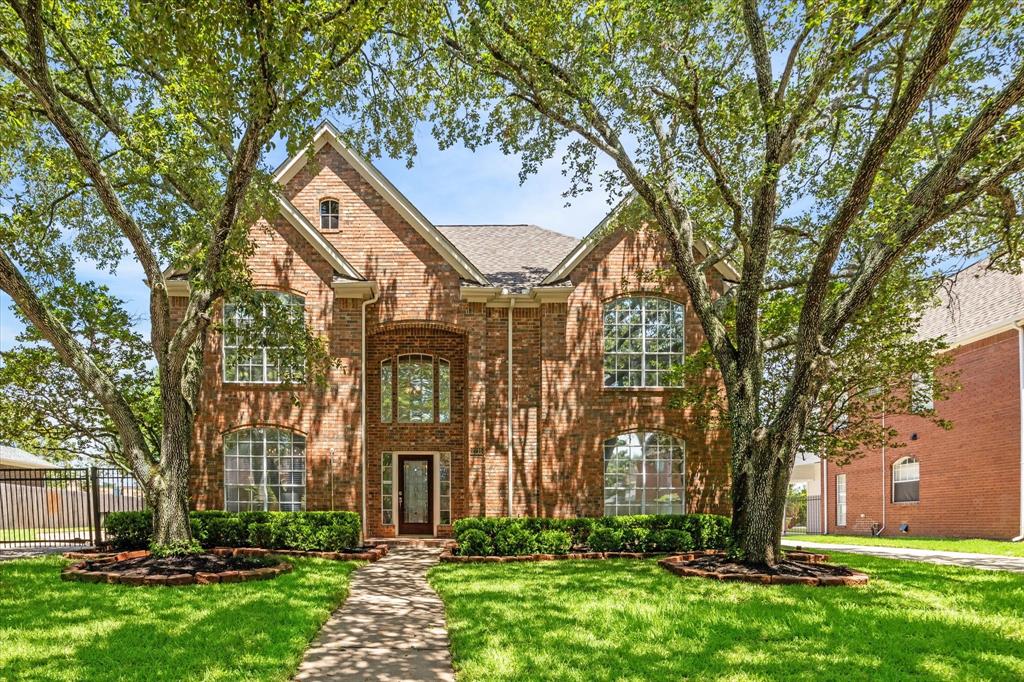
[294,547,455,681]
[782,539,1024,573]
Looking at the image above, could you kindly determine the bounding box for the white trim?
[332,279,379,299]
[1016,325,1024,540]
[275,122,489,285]
[166,279,190,296]
[277,195,364,281]
[541,195,739,285]
[460,285,575,307]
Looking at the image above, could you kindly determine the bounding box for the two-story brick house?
[175,122,732,539]
[822,258,1024,540]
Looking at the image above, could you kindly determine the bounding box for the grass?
[785,533,1024,557]
[0,555,358,681]
[429,553,1024,681]
[0,527,92,542]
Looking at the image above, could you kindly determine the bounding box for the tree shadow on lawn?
[428,554,1024,682]
[0,556,358,682]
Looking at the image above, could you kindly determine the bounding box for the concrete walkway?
[294,547,454,681]
[782,539,1024,573]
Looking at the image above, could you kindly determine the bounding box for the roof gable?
[274,122,489,285]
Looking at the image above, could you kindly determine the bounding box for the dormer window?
[320,199,339,230]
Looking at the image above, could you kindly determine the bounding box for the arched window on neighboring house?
[603,431,685,515]
[320,198,339,230]
[224,427,306,511]
[892,456,920,502]
[603,296,685,387]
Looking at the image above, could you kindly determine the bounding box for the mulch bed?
[61,550,292,586]
[659,550,869,586]
[60,544,390,587]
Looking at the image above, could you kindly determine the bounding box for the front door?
[398,455,433,535]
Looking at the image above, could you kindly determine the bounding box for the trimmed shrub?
[457,529,493,556]
[586,526,623,552]
[536,529,572,555]
[494,525,538,556]
[104,510,152,550]
[651,529,694,553]
[620,525,653,552]
[683,514,731,549]
[104,510,362,552]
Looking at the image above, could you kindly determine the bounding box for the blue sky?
[0,129,617,350]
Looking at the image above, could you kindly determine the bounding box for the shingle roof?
[437,225,580,293]
[0,445,56,469]
[918,258,1024,344]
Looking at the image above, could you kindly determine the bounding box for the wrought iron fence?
[0,467,145,547]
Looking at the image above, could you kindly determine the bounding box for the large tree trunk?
[150,389,195,546]
[729,419,796,566]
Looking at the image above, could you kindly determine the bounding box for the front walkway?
[783,539,1024,573]
[294,547,454,681]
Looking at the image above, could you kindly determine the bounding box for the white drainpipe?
[822,457,828,535]
[507,293,515,516]
[360,284,380,542]
[1014,324,1024,541]
[877,403,886,537]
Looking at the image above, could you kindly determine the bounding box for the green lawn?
[0,555,358,681]
[429,553,1024,681]
[785,533,1024,557]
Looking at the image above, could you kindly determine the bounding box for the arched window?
[223,291,305,383]
[320,198,339,230]
[893,456,920,502]
[603,431,685,515]
[224,427,306,511]
[603,296,684,387]
[398,354,434,423]
[438,359,451,423]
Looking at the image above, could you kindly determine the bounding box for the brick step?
[366,537,455,549]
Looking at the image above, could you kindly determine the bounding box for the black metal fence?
[0,467,144,547]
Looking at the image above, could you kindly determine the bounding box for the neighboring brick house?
[174,122,733,538]
[820,259,1024,540]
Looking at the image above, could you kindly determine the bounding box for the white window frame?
[836,474,847,527]
[222,291,305,384]
[438,359,451,424]
[603,431,686,516]
[603,296,685,388]
[397,354,435,423]
[319,198,340,230]
[224,427,306,512]
[892,456,920,503]
[381,452,394,525]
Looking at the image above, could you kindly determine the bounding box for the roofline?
[927,317,1024,351]
[277,195,364,280]
[460,284,574,307]
[274,121,490,285]
[541,194,740,285]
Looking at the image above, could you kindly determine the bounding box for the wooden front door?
[398,455,433,535]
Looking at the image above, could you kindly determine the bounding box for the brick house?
[175,122,733,539]
[820,259,1024,540]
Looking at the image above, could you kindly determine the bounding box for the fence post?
[89,467,103,547]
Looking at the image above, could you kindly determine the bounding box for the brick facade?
[824,330,1023,539]
[185,138,732,537]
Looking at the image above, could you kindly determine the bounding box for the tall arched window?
[320,198,339,230]
[893,456,920,502]
[398,354,434,423]
[603,296,684,387]
[223,291,305,383]
[224,427,306,511]
[603,431,685,515]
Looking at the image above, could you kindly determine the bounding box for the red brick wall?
[186,142,733,536]
[825,330,1022,539]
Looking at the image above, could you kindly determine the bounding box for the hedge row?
[452,514,730,556]
[104,510,361,552]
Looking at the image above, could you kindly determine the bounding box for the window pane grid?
[892,457,920,502]
[382,452,394,525]
[603,431,685,516]
[439,452,451,524]
[320,199,339,230]
[381,360,393,423]
[398,354,435,423]
[224,428,306,512]
[438,360,451,424]
[603,297,684,387]
[836,474,847,526]
[223,292,305,384]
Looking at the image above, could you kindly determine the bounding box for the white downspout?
[507,293,515,517]
[877,403,886,537]
[360,284,380,542]
[822,457,828,535]
[1014,324,1024,541]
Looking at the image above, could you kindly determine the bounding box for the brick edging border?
[658,551,869,586]
[60,544,389,587]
